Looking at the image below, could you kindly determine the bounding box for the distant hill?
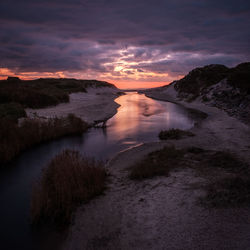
[0,77,116,109]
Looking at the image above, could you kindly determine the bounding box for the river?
[0,92,195,250]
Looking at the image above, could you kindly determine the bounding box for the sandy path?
[26,87,121,124]
[64,88,250,250]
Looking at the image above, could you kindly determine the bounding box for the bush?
[31,150,107,226]
[159,128,194,140]
[129,146,184,180]
[0,103,26,122]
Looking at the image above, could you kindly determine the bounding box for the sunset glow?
[0,1,249,89]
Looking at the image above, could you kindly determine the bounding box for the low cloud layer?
[0,0,250,87]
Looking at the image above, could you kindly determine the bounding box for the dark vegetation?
[172,62,250,124]
[31,150,107,227]
[174,64,230,99]
[227,62,250,93]
[0,77,115,164]
[0,114,88,165]
[158,128,194,140]
[129,146,185,180]
[0,102,26,122]
[129,146,250,207]
[0,77,115,109]
[174,62,250,99]
[202,177,250,208]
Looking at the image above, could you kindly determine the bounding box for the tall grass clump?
[0,114,88,164]
[31,150,107,226]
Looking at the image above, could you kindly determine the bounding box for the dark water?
[0,92,195,250]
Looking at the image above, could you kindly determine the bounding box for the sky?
[0,0,250,89]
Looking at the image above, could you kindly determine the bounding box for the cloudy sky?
[0,0,249,88]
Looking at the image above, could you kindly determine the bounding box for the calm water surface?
[0,92,195,250]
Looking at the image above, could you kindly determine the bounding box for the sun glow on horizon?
[0,66,183,89]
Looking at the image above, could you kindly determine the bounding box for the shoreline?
[25,87,121,126]
[64,90,250,249]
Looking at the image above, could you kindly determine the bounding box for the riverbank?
[26,87,121,125]
[0,78,121,165]
[64,89,250,249]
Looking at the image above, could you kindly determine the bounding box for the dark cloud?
[0,0,249,83]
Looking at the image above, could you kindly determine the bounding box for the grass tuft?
[159,128,194,140]
[205,151,247,173]
[129,145,250,208]
[129,146,184,180]
[31,150,107,227]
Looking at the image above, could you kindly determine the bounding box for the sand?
[63,86,250,249]
[26,87,121,125]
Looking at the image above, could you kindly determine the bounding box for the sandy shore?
[63,87,250,250]
[26,87,121,125]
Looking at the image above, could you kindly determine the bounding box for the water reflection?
[0,92,195,250]
[106,92,194,147]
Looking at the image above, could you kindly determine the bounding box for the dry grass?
[159,128,194,140]
[129,146,185,180]
[202,177,250,208]
[0,114,88,164]
[129,146,250,207]
[31,150,107,226]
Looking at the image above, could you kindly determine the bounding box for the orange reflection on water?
[108,92,166,141]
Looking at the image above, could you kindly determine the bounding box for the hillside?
[144,62,250,124]
[0,77,116,111]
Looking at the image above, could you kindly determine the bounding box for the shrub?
[129,146,184,180]
[0,103,26,122]
[159,128,194,140]
[31,150,107,226]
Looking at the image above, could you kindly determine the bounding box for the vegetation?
[129,146,250,207]
[204,151,248,173]
[129,146,185,180]
[0,77,115,164]
[0,114,88,165]
[0,103,26,122]
[174,64,230,97]
[0,78,115,109]
[202,177,250,208]
[173,62,250,98]
[227,62,250,93]
[31,150,107,226]
[158,128,194,140]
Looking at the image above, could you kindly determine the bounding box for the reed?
[0,114,88,164]
[31,150,107,226]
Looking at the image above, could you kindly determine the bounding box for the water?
[0,92,195,250]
